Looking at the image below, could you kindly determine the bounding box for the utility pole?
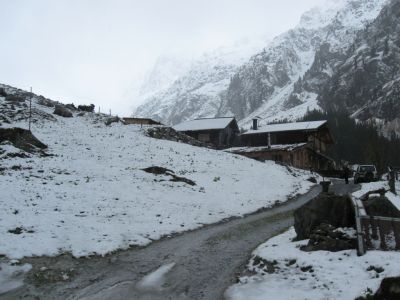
[29,87,32,132]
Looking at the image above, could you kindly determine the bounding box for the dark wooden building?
[122,117,163,126]
[173,117,239,149]
[229,120,335,170]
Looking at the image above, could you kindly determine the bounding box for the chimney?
[252,118,258,130]
[268,132,271,148]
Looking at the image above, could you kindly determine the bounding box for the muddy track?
[1,181,358,300]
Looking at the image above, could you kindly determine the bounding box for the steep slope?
[134,39,268,125]
[220,0,388,128]
[0,84,314,259]
[319,0,400,135]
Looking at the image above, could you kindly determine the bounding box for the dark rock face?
[0,127,47,153]
[301,223,357,252]
[374,277,400,300]
[320,0,400,124]
[5,94,25,103]
[364,196,400,218]
[0,87,7,97]
[294,193,355,240]
[53,105,73,118]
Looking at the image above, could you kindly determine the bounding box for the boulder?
[54,105,73,118]
[294,193,355,240]
[0,127,47,153]
[0,87,7,97]
[65,103,77,111]
[37,96,55,107]
[105,116,120,126]
[5,94,25,103]
[374,277,400,300]
[301,223,357,252]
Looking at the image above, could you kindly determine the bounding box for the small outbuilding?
[173,117,239,149]
[122,117,163,126]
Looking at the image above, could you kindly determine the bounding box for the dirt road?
[2,181,358,300]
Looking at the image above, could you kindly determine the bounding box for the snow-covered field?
[226,227,400,300]
[227,180,400,300]
[0,99,315,259]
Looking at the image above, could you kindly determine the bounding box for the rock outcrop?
[374,276,400,300]
[0,127,47,153]
[301,223,357,252]
[294,193,355,240]
[54,105,73,118]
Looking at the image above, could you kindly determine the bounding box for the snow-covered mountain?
[134,38,269,125]
[138,55,192,101]
[319,0,400,136]
[134,0,389,129]
[220,0,388,128]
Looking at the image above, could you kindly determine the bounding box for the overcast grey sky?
[0,0,324,116]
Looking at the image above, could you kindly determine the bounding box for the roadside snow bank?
[226,227,400,300]
[0,107,315,259]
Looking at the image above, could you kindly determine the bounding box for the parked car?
[354,165,378,184]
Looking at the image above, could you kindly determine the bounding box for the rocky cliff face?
[134,39,268,125]
[319,0,400,132]
[220,0,388,128]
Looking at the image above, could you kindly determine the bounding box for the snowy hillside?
[134,38,269,125]
[0,84,314,259]
[221,0,388,128]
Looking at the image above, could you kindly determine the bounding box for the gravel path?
[2,181,358,300]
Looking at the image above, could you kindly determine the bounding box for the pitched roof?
[242,120,327,135]
[173,117,236,132]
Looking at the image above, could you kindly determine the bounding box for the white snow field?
[0,101,315,259]
[226,227,400,300]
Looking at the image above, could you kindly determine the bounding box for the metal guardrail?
[352,197,366,256]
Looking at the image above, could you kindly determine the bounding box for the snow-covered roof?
[173,117,236,132]
[242,120,327,135]
[225,143,307,153]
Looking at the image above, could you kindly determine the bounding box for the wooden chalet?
[227,120,335,170]
[122,117,163,126]
[173,117,239,149]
